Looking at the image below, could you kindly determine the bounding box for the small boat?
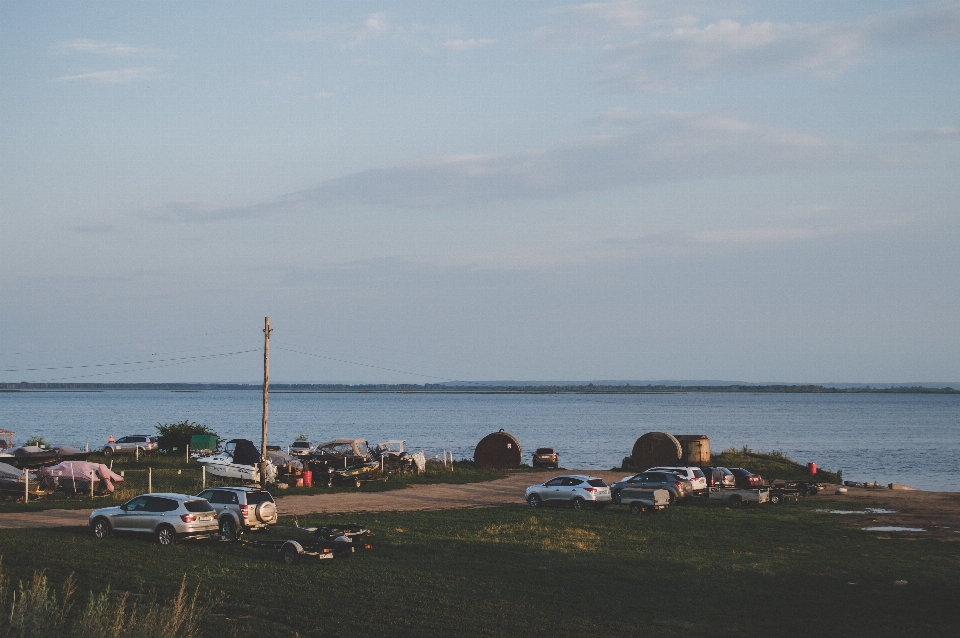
[195,439,277,483]
[53,445,92,462]
[0,462,51,498]
[9,446,60,469]
[36,461,124,494]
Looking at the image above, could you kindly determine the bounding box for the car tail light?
[322,547,331,553]
[180,514,196,523]
[363,544,372,550]
[240,504,249,519]
[584,487,597,493]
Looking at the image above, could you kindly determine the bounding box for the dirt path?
[275,471,627,515]
[1,473,958,539]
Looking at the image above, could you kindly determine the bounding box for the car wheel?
[629,502,644,515]
[528,494,542,508]
[611,490,621,505]
[572,497,585,511]
[220,516,238,541]
[354,478,361,488]
[770,492,783,505]
[728,495,743,509]
[668,492,676,506]
[156,525,177,545]
[102,446,113,456]
[92,517,111,539]
[281,544,300,565]
[327,478,333,488]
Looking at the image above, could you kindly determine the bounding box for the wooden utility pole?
[260,317,273,487]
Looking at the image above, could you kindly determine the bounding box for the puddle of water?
[862,526,926,532]
[818,508,898,515]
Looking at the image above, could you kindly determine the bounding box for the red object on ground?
[302,470,313,487]
[808,462,817,475]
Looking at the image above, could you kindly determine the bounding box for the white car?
[290,440,314,456]
[525,474,612,510]
[646,466,708,494]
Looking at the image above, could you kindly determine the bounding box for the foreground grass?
[0,499,956,637]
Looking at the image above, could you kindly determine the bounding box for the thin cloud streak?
[55,68,158,84]
[55,39,150,56]
[152,112,869,223]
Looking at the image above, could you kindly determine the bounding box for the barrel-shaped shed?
[474,429,522,470]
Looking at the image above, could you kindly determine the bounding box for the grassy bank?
[1,500,956,637]
[0,457,534,513]
[711,447,842,483]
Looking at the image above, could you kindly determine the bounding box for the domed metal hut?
[473,429,522,470]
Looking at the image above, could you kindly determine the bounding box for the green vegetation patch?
[1,501,957,637]
[712,448,841,483]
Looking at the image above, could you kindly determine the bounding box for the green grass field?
[1,498,956,637]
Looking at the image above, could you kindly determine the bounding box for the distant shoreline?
[2,382,957,394]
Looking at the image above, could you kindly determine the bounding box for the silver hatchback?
[89,493,218,545]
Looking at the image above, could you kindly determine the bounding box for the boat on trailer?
[195,439,277,483]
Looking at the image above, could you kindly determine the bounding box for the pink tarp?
[36,461,124,493]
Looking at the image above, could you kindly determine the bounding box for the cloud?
[287,91,334,105]
[55,68,158,84]
[536,1,960,88]
[253,72,301,90]
[153,111,868,223]
[55,39,149,56]
[287,11,390,46]
[441,38,495,52]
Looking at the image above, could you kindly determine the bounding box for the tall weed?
[0,559,202,638]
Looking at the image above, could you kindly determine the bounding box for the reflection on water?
[2,390,958,491]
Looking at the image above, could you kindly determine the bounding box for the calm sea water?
[2,390,958,491]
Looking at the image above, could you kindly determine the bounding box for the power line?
[17,349,260,382]
[3,348,259,374]
[0,327,252,357]
[2,339,256,372]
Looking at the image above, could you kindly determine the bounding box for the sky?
[1,1,959,385]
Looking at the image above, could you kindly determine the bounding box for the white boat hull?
[196,453,276,483]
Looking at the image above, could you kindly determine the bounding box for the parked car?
[729,468,764,489]
[532,447,559,468]
[699,466,736,488]
[289,440,314,457]
[102,435,158,456]
[89,493,218,545]
[525,474,611,510]
[645,466,708,494]
[196,486,278,539]
[611,471,687,505]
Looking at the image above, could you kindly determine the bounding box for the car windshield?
[587,479,607,487]
[535,448,554,455]
[245,491,274,505]
[292,442,310,447]
[692,469,705,479]
[184,500,214,513]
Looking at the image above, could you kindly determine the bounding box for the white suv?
[646,467,708,494]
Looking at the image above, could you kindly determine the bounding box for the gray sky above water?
[2,1,959,384]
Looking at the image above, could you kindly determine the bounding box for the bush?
[24,436,48,449]
[154,421,219,455]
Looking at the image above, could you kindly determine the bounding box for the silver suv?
[196,486,278,539]
[102,435,158,456]
[89,493,218,545]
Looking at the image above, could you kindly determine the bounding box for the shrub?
[154,421,219,455]
[24,435,48,449]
